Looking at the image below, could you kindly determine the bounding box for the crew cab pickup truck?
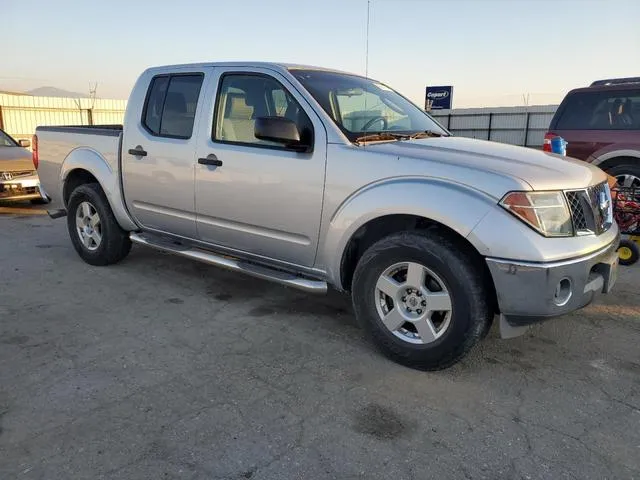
[35,62,619,370]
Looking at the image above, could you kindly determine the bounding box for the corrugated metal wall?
[430,105,558,147]
[1,92,558,149]
[0,94,127,142]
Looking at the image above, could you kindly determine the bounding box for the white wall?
[430,105,558,147]
[1,92,558,149]
[0,93,127,142]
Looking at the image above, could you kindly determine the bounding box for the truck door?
[193,67,327,267]
[122,69,209,238]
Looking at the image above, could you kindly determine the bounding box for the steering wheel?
[361,116,388,132]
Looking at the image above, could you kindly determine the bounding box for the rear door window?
[556,90,640,130]
[142,74,204,139]
[143,76,169,135]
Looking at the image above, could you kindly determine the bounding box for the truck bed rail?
[36,125,122,136]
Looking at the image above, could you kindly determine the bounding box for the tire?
[604,162,640,189]
[66,183,131,266]
[352,230,492,371]
[617,239,639,266]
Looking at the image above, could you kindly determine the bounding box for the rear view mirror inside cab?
[335,87,364,97]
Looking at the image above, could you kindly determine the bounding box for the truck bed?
[36,125,123,211]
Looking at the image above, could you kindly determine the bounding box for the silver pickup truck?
[35,62,619,370]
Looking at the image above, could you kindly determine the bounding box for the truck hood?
[370,136,606,191]
[0,146,34,172]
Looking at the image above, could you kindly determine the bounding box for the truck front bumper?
[486,236,619,330]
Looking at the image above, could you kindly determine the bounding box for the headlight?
[500,191,573,237]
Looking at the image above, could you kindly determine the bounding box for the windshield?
[290,69,448,142]
[0,129,18,147]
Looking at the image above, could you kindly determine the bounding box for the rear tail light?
[543,132,555,152]
[32,134,39,169]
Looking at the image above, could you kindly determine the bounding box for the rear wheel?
[66,183,131,266]
[351,230,492,370]
[604,163,640,189]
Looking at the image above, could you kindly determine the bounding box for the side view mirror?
[254,116,311,153]
[19,139,31,148]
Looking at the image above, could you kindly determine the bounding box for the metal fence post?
[0,105,4,131]
[447,113,451,130]
[523,111,531,147]
[487,113,493,141]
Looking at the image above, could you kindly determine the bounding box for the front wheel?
[352,231,492,370]
[66,183,132,266]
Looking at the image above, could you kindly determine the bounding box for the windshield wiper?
[355,132,411,144]
[355,130,449,144]
[409,130,448,140]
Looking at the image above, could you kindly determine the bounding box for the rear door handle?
[198,155,223,167]
[128,147,147,157]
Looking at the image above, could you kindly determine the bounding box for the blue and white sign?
[425,86,453,110]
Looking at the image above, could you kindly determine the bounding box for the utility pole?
[365,0,370,78]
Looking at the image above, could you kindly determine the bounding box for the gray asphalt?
[1,212,639,480]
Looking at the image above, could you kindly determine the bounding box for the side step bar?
[130,232,328,294]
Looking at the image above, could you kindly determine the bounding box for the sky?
[2,0,639,108]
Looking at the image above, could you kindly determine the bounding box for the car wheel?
[352,230,492,370]
[66,183,132,266]
[605,163,640,189]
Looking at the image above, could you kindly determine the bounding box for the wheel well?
[596,156,639,172]
[63,169,99,207]
[339,214,498,313]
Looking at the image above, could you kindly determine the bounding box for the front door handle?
[128,147,147,157]
[198,155,223,167]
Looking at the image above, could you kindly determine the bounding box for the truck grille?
[566,191,588,231]
[0,170,35,180]
[565,182,613,235]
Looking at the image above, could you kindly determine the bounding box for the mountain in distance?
[26,86,86,98]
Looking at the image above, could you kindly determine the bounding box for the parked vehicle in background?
[545,77,640,186]
[35,62,618,370]
[0,128,48,204]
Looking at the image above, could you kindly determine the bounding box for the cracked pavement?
[1,213,639,479]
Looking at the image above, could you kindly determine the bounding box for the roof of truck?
[144,62,359,76]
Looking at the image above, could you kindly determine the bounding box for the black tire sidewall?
[352,232,489,369]
[66,184,129,265]
[605,163,640,183]
[618,239,639,266]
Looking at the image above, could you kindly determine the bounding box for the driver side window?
[213,73,313,148]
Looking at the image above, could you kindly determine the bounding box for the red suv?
[545,77,640,187]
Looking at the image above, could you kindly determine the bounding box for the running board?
[129,232,328,294]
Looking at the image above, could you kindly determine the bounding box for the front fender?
[60,147,138,231]
[320,177,497,289]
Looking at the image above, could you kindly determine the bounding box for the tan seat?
[220,95,256,143]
